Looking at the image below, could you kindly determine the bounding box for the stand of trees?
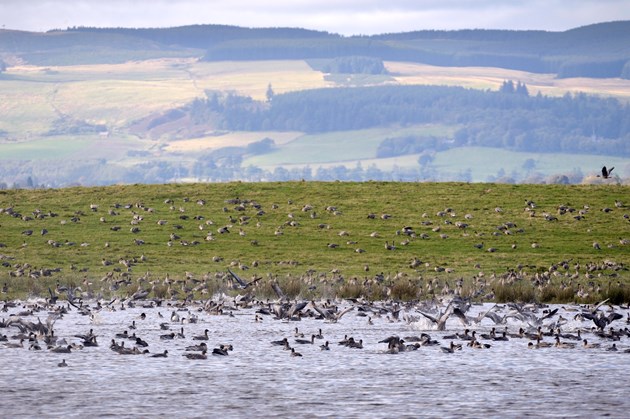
[188,83,630,157]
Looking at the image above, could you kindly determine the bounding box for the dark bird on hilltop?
[599,166,614,179]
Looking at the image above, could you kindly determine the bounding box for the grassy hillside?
[1,182,628,302]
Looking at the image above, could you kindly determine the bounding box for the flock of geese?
[2,290,630,367]
[0,182,628,309]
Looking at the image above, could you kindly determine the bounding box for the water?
[1,299,629,418]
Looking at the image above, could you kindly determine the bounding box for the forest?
[2,21,629,78]
[186,82,630,157]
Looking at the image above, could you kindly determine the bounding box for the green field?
[1,182,629,302]
[243,125,456,166]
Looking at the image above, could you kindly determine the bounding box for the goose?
[290,348,303,357]
[186,342,208,351]
[271,338,289,346]
[295,334,316,345]
[416,300,456,331]
[227,268,260,289]
[468,339,491,349]
[184,350,207,360]
[441,341,462,353]
[348,339,363,349]
[212,345,231,356]
[57,359,68,367]
[193,329,210,341]
[582,339,600,349]
[599,166,614,179]
[554,336,576,349]
[50,345,72,353]
[151,350,169,358]
[533,337,552,348]
[493,331,509,342]
[309,301,354,323]
[320,341,330,351]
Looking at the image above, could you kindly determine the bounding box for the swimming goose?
[348,339,363,349]
[186,342,208,351]
[290,348,302,357]
[57,359,68,367]
[50,345,72,353]
[582,339,600,349]
[184,350,207,359]
[115,330,129,339]
[468,339,491,349]
[212,345,231,356]
[295,334,316,345]
[554,336,576,349]
[151,350,169,358]
[530,337,553,348]
[441,341,462,353]
[193,329,210,341]
[271,337,288,346]
[320,341,330,351]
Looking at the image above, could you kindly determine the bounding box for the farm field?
[1,182,628,302]
[2,58,630,185]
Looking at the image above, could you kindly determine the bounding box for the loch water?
[1,300,629,418]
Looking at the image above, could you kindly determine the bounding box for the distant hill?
[1,21,630,78]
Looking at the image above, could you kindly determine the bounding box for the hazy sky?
[1,0,629,35]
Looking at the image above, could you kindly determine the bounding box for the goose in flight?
[416,300,455,331]
[227,268,260,289]
[599,166,614,179]
[309,301,354,323]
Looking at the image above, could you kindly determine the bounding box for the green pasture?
[244,125,457,166]
[433,148,630,182]
[0,182,628,301]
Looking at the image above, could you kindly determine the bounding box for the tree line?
[3,22,629,78]
[188,83,630,157]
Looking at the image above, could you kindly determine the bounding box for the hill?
[2,21,630,77]
[1,23,630,186]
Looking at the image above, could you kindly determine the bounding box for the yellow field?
[164,131,303,153]
[388,62,630,101]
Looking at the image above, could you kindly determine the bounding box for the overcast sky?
[1,0,629,35]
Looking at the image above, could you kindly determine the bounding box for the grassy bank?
[1,182,629,302]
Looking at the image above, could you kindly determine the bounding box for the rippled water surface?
[2,299,630,418]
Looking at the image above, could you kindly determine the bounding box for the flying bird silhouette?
[599,166,614,179]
